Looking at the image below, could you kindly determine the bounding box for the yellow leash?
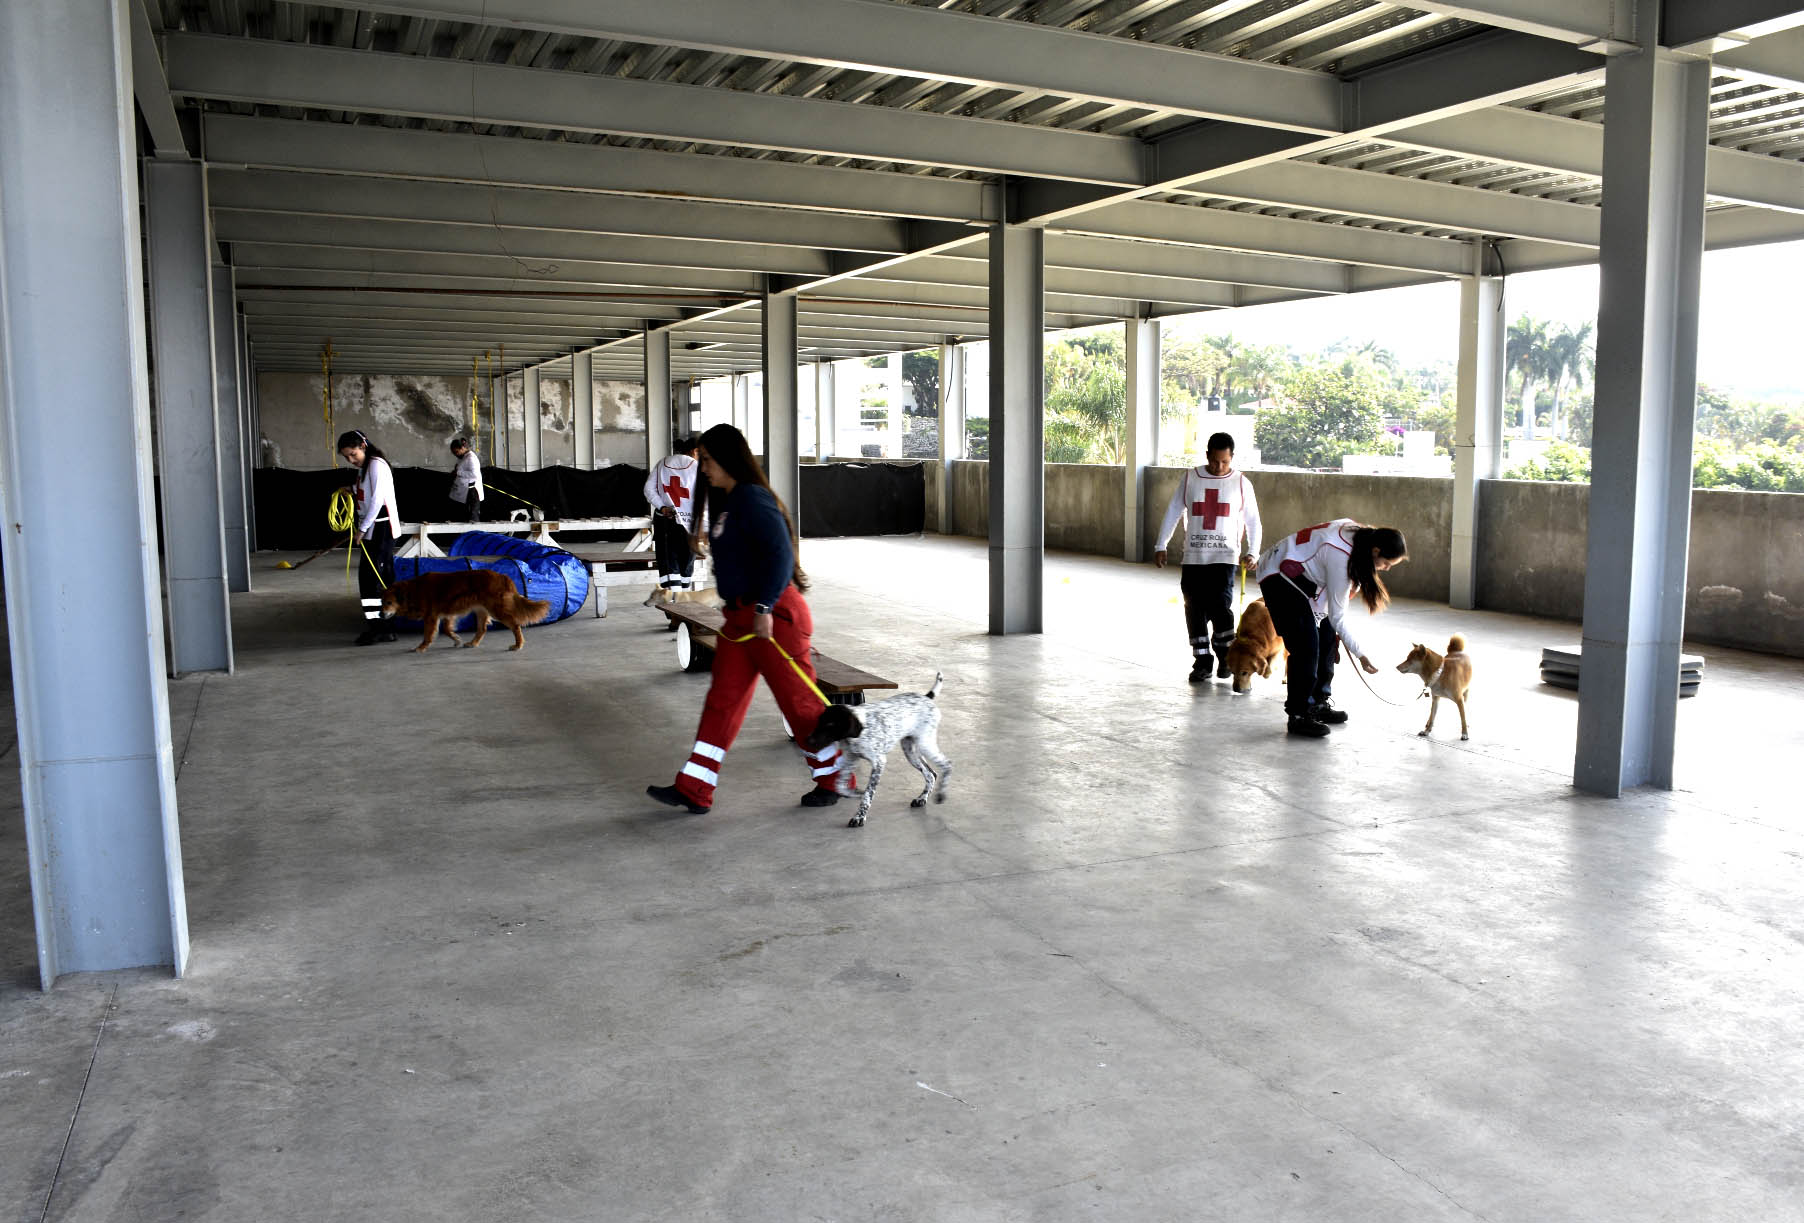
[718,629,828,706]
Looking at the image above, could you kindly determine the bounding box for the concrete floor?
[3,534,1801,1222]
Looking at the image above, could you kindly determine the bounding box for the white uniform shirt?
[1254,518,1374,661]
[353,456,401,540]
[1155,467,1262,566]
[449,451,484,502]
[644,455,701,530]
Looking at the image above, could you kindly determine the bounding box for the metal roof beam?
[1021,29,1603,223]
[166,33,1142,184]
[1058,200,1474,275]
[1400,1,1626,45]
[200,114,997,223]
[208,168,912,254]
[129,0,187,155]
[1198,159,1602,245]
[226,244,763,295]
[1661,0,1804,51]
[1712,27,1804,93]
[346,0,1344,132]
[212,213,835,276]
[1390,106,1804,213]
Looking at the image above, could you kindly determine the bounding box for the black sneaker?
[799,788,841,807]
[1287,715,1330,738]
[1311,703,1349,725]
[1188,660,1212,683]
[1216,656,1232,680]
[646,784,709,814]
[353,627,382,646]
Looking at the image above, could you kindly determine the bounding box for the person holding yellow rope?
[337,429,401,646]
[647,424,851,815]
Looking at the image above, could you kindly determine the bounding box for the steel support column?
[242,323,259,549]
[0,0,189,987]
[1451,241,1505,609]
[1123,316,1160,562]
[144,158,233,674]
[213,264,251,593]
[522,365,543,469]
[1575,41,1712,795]
[988,224,1045,635]
[645,329,672,469]
[937,340,966,535]
[762,290,800,514]
[572,351,594,468]
[815,362,836,459]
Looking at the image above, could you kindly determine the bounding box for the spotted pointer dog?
[802,672,951,828]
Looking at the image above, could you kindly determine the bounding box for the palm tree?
[1230,344,1289,408]
[1543,321,1595,440]
[1506,315,1553,440]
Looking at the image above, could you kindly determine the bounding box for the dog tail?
[925,670,945,701]
[1446,634,1467,654]
[521,597,554,625]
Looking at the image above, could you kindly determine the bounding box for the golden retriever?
[1396,635,1473,740]
[380,570,552,653]
[1224,598,1285,694]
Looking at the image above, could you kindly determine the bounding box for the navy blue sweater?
[711,482,794,609]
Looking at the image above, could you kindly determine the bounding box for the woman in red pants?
[646,424,850,814]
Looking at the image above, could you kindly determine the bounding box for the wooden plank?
[810,651,898,693]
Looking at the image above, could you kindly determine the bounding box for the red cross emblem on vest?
[663,474,690,507]
[1192,487,1229,529]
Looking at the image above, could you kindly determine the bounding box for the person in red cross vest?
[646,424,851,815]
[1154,432,1263,682]
[1254,520,1408,738]
[642,435,701,606]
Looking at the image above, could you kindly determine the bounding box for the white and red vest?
[1254,518,1374,660]
[644,455,701,530]
[1155,467,1262,566]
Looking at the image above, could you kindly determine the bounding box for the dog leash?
[719,629,829,706]
[1340,642,1419,708]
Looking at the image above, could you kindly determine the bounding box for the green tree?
[1544,321,1594,440]
[1254,359,1387,468]
[1504,440,1591,482]
[1506,315,1554,441]
[901,350,939,417]
[1045,362,1127,463]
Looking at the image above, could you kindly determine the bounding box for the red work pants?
[672,585,849,809]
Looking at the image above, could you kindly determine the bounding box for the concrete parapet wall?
[1476,479,1804,657]
[946,461,1802,657]
[1046,463,1126,555]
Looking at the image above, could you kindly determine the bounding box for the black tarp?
[254,463,649,550]
[798,462,924,538]
[254,459,924,549]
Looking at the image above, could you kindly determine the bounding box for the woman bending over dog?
[646,424,852,815]
[1254,520,1407,739]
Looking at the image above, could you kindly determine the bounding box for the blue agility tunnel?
[391,531,589,630]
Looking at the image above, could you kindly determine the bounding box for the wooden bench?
[564,547,714,618]
[396,516,653,559]
[654,601,897,706]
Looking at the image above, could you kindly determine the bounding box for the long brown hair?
[696,423,809,593]
[1347,525,1407,613]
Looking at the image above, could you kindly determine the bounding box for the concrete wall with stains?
[255,373,647,472]
[941,461,1803,658]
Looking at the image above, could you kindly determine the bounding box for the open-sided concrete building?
[4,2,1803,1219]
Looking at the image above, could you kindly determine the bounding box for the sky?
[1160,238,1804,403]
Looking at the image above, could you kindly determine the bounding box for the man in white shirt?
[447,437,484,522]
[1154,432,1262,682]
[643,435,701,605]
